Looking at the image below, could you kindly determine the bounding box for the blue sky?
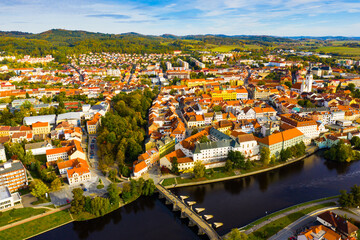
[1,0,360,36]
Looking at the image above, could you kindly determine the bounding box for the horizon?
[1,0,360,36]
[2,28,360,38]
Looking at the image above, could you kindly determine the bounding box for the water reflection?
[32,154,360,240]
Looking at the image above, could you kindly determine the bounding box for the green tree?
[107,183,121,205]
[199,135,210,143]
[142,179,156,196]
[280,148,292,162]
[284,81,292,89]
[351,136,360,149]
[191,128,199,136]
[225,160,234,172]
[224,228,248,240]
[108,168,118,182]
[51,178,62,191]
[212,105,222,112]
[70,188,85,214]
[30,179,49,199]
[193,161,206,178]
[90,197,110,217]
[260,147,270,165]
[121,183,132,203]
[171,157,179,174]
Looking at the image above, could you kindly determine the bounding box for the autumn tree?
[193,161,206,178]
[260,147,270,165]
[51,178,62,191]
[30,179,49,199]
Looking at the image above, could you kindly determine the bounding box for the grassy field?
[0,208,48,227]
[210,44,261,52]
[0,210,72,240]
[248,202,336,239]
[316,46,360,56]
[162,178,176,186]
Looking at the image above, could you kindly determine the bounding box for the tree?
[171,157,179,174]
[30,179,49,199]
[224,228,248,240]
[228,151,246,169]
[107,183,121,205]
[90,197,110,217]
[191,128,199,136]
[212,105,222,112]
[121,183,132,203]
[51,178,62,191]
[193,161,206,178]
[70,188,85,214]
[199,135,210,143]
[284,81,292,89]
[142,179,156,196]
[260,147,270,165]
[351,136,360,149]
[324,141,355,162]
[108,168,118,182]
[280,148,292,162]
[225,160,234,172]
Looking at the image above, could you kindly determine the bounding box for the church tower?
[301,64,313,93]
[305,64,313,92]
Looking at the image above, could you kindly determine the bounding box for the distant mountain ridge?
[1,29,359,41]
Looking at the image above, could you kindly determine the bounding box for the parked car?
[90,151,94,155]
[66,199,70,204]
[91,145,94,149]
[83,188,88,192]
[91,139,96,143]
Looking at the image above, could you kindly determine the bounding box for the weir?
[156,184,221,240]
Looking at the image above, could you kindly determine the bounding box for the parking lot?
[50,174,110,206]
[50,134,110,207]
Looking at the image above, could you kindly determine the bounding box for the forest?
[0,29,295,63]
[97,87,158,176]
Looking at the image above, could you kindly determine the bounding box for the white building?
[0,186,21,211]
[237,134,260,160]
[0,144,6,162]
[300,68,313,93]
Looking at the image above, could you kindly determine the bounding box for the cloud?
[0,0,360,35]
[86,14,130,19]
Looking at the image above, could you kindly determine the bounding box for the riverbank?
[162,146,319,189]
[241,196,338,233]
[0,207,73,240]
[221,195,339,239]
[0,194,141,240]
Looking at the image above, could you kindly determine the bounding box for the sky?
[1,0,360,36]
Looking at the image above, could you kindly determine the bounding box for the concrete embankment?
[164,147,319,189]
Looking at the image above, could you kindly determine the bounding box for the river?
[31,153,360,240]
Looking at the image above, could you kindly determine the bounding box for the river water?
[32,153,360,240]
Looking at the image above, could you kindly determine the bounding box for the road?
[268,206,340,240]
[50,134,110,206]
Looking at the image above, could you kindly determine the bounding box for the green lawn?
[316,46,360,56]
[0,207,47,227]
[162,178,176,186]
[248,202,336,239]
[0,210,72,240]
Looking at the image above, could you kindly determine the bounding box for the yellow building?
[0,126,10,137]
[32,122,50,135]
[211,90,237,101]
[86,113,101,135]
